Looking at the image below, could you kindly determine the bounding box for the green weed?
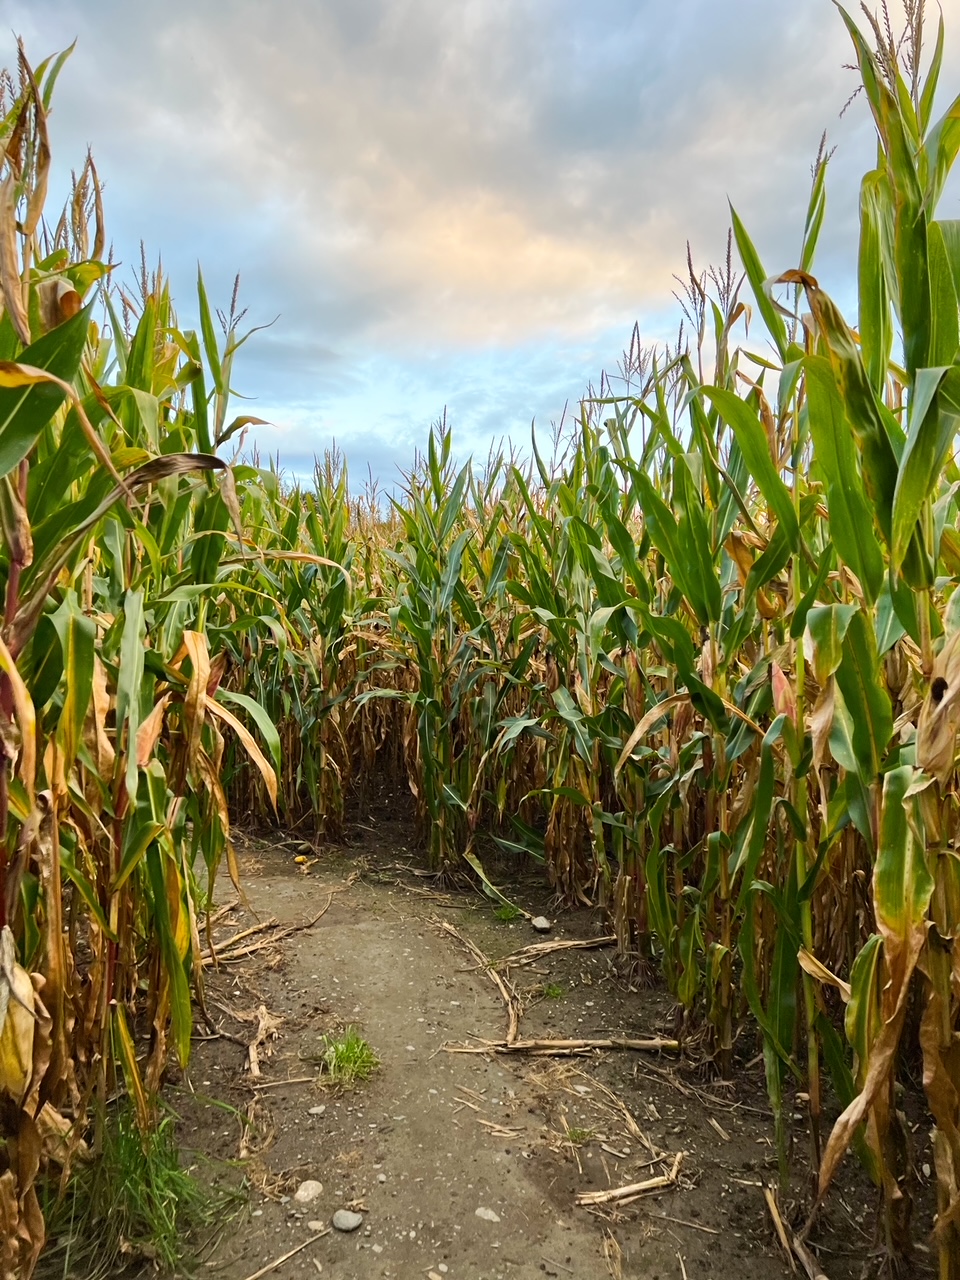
[39,1103,240,1279]
[317,1027,380,1085]
[565,1127,594,1146]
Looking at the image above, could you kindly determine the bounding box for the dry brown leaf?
[808,679,835,773]
[917,630,960,784]
[136,693,171,767]
[0,176,29,345]
[798,948,851,1003]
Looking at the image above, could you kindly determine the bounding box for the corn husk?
[0,925,35,1105]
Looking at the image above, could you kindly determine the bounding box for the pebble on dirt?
[293,1179,323,1203]
[475,1206,501,1222]
[530,916,552,933]
[332,1209,364,1232]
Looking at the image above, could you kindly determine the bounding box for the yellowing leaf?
[206,697,278,812]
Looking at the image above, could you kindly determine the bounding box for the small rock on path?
[332,1208,364,1232]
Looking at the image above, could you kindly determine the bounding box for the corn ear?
[0,925,35,1105]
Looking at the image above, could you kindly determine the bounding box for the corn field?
[1,3,960,1277]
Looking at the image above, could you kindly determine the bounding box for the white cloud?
[11,0,960,471]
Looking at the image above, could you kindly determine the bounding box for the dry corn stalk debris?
[575,1152,685,1206]
[202,895,338,967]
[238,1231,331,1280]
[436,921,522,1043]
[476,1118,525,1138]
[533,1063,660,1157]
[246,1005,283,1078]
[602,1228,624,1280]
[765,1186,829,1280]
[493,936,617,970]
[444,1036,679,1057]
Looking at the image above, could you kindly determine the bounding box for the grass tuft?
[318,1026,380,1085]
[565,1127,595,1146]
[494,903,522,922]
[39,1102,240,1279]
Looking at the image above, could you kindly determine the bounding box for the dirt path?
[168,836,867,1280]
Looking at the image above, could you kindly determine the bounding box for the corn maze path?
[167,833,860,1280]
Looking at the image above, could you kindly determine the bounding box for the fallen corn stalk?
[203,895,336,967]
[436,920,521,1043]
[239,1231,331,1280]
[444,1035,679,1057]
[765,1185,830,1280]
[575,1152,684,1205]
[493,936,617,970]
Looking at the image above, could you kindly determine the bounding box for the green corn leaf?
[744,524,792,599]
[936,220,960,304]
[17,454,226,657]
[925,86,960,210]
[890,365,960,575]
[124,293,157,393]
[27,614,63,710]
[835,610,892,790]
[672,456,722,622]
[874,579,907,655]
[804,603,858,687]
[858,171,896,394]
[919,14,945,135]
[677,908,703,1010]
[874,765,934,954]
[145,838,193,1067]
[844,933,884,1078]
[114,385,161,452]
[551,686,594,763]
[112,819,166,895]
[730,205,788,359]
[217,689,282,777]
[116,589,146,801]
[701,387,799,550]
[837,8,930,377]
[0,304,91,476]
[829,701,875,860]
[438,463,470,545]
[763,880,800,1068]
[634,471,710,623]
[190,356,212,455]
[439,528,472,615]
[197,269,223,396]
[800,149,830,274]
[731,716,783,902]
[739,884,801,1077]
[50,592,95,777]
[639,609,697,676]
[35,41,76,111]
[789,548,835,641]
[802,308,898,556]
[927,222,959,366]
[463,850,524,915]
[60,841,116,941]
[113,1004,151,1134]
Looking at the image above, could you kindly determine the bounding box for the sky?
[9,1,960,484]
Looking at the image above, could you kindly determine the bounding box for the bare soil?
[143,811,933,1280]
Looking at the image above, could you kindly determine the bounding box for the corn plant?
[0,47,284,1276]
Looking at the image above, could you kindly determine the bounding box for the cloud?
[11,1,960,471]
